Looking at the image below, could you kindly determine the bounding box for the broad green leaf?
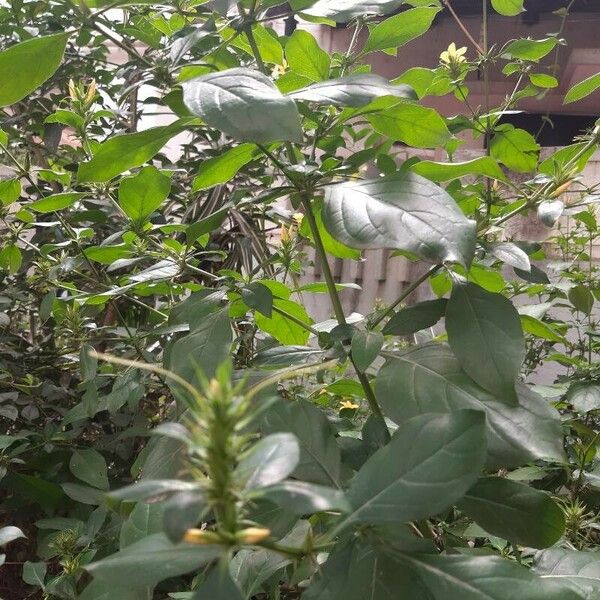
[533,548,600,598]
[447,282,525,401]
[285,29,330,81]
[118,166,171,223]
[241,282,273,318]
[458,476,565,548]
[262,400,341,487]
[304,0,405,22]
[566,382,600,414]
[193,568,243,600]
[343,411,485,527]
[289,74,415,107]
[120,501,165,548]
[259,481,350,514]
[491,0,524,16]
[368,101,452,148]
[530,73,558,88]
[69,449,109,490]
[78,120,189,182]
[29,192,86,213]
[299,199,361,260]
[83,244,132,264]
[85,533,222,588]
[304,540,433,600]
[0,244,22,273]
[351,330,383,371]
[61,482,104,505]
[401,553,583,600]
[79,582,149,600]
[255,298,312,345]
[488,242,531,271]
[109,480,200,503]
[375,343,566,467]
[0,526,25,546]
[322,171,476,266]
[235,433,300,490]
[182,68,302,143]
[383,298,447,336]
[540,142,596,175]
[22,561,46,588]
[490,126,540,172]
[521,315,565,343]
[504,37,558,62]
[0,178,21,205]
[192,143,257,191]
[568,284,594,314]
[364,7,441,55]
[186,206,231,243]
[392,66,452,98]
[163,490,205,543]
[411,157,507,182]
[0,33,68,107]
[565,72,600,104]
[167,308,232,388]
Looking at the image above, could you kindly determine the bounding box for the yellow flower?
[236,527,271,544]
[292,212,304,226]
[183,528,221,545]
[440,42,467,66]
[271,59,288,78]
[340,399,359,410]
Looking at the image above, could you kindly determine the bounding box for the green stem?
[272,305,319,336]
[370,264,442,329]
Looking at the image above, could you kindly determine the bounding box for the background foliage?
[0,0,599,599]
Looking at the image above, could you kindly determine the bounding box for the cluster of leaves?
[0,0,599,599]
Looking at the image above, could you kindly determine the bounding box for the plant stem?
[442,0,484,54]
[370,264,443,329]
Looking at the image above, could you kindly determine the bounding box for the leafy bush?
[0,0,599,599]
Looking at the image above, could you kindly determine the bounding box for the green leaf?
[565,72,600,104]
[375,343,566,468]
[0,526,25,546]
[167,308,232,388]
[192,143,258,191]
[69,449,109,490]
[401,553,582,600]
[299,199,361,260]
[255,298,312,345]
[447,282,524,401]
[368,101,452,148]
[364,7,441,55]
[383,298,447,336]
[118,166,171,223]
[285,29,330,81]
[259,481,350,514]
[235,433,300,490]
[0,33,68,107]
[182,68,302,143]
[0,244,22,274]
[78,120,189,183]
[83,244,132,265]
[530,73,558,88]
[568,284,594,314]
[520,315,565,343]
[566,382,600,414]
[193,568,243,600]
[241,282,274,318]
[61,482,104,505]
[504,37,558,62]
[109,480,201,503]
[0,178,21,205]
[458,476,565,548]
[411,157,507,182]
[29,192,87,213]
[491,0,524,16]
[343,411,485,527]
[186,206,231,243]
[533,548,600,598]
[490,126,540,172]
[351,330,383,371]
[304,0,405,22]
[289,73,415,107]
[22,561,46,588]
[263,400,341,487]
[85,533,222,588]
[120,502,165,548]
[488,242,531,271]
[163,490,205,543]
[322,171,476,266]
